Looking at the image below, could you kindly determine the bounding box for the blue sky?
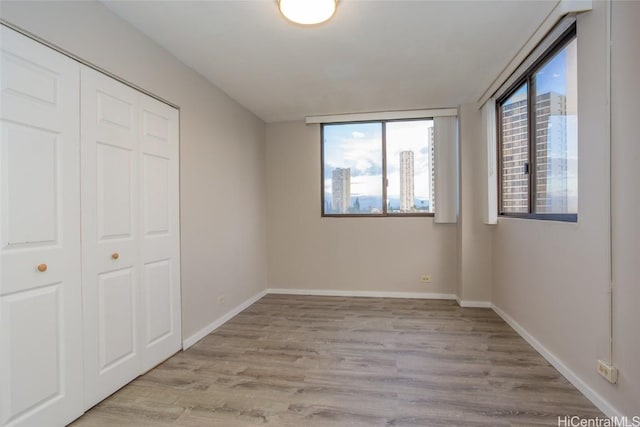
[536,46,568,95]
[505,39,576,104]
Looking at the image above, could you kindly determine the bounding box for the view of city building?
[399,151,414,212]
[331,167,351,214]
[501,37,577,215]
[429,126,435,212]
[386,120,435,214]
[501,90,575,214]
[501,89,530,213]
[535,92,569,213]
[322,120,435,215]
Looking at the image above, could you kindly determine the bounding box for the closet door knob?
[111,253,119,260]
[37,264,48,272]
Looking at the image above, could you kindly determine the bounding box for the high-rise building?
[500,92,529,213]
[535,92,568,213]
[501,91,567,213]
[331,168,350,214]
[429,126,435,212]
[399,151,414,212]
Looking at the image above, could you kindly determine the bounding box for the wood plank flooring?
[72,295,603,426]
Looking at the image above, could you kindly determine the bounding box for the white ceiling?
[104,0,558,123]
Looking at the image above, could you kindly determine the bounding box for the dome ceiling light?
[278,0,337,25]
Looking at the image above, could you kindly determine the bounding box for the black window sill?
[322,213,435,218]
[499,213,577,223]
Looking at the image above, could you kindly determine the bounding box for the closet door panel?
[138,96,181,371]
[3,125,57,250]
[81,66,141,409]
[142,153,169,236]
[0,26,83,427]
[142,260,172,346]
[1,287,61,424]
[97,268,136,369]
[97,143,134,239]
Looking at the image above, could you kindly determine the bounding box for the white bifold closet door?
[0,27,84,426]
[81,66,181,409]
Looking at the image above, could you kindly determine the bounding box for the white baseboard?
[182,289,267,350]
[266,288,457,300]
[491,303,621,418]
[456,298,492,308]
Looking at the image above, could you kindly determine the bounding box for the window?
[322,119,435,216]
[498,24,577,221]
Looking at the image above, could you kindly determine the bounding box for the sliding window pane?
[501,83,529,213]
[323,123,383,214]
[534,38,578,214]
[386,120,434,214]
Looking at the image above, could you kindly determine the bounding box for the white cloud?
[338,137,382,173]
[350,175,382,196]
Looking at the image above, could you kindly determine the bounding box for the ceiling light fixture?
[278,0,337,25]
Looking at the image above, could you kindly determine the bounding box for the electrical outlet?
[217,295,225,305]
[597,360,618,384]
[420,275,432,283]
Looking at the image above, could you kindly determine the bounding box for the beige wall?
[458,104,493,303]
[608,0,639,414]
[0,1,268,340]
[266,121,458,295]
[492,1,639,415]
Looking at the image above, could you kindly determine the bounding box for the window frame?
[496,23,578,223]
[321,118,435,218]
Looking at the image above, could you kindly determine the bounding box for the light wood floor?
[72,295,602,426]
